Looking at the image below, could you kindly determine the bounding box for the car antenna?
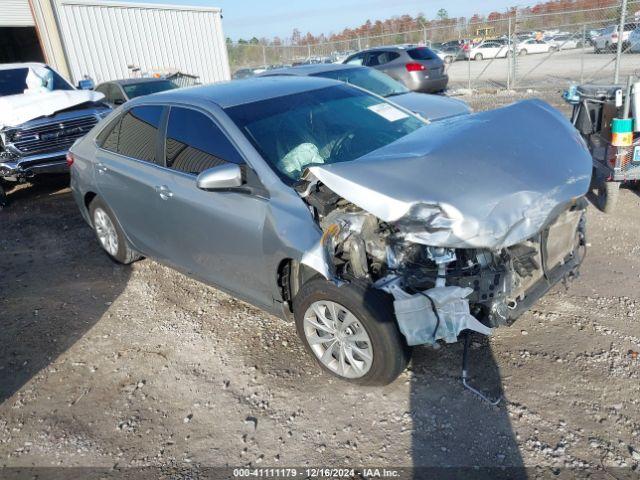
[461,331,502,406]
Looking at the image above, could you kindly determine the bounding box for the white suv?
[593,23,637,53]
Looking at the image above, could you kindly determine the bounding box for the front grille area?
[8,115,98,156]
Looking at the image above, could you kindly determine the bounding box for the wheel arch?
[276,258,321,315]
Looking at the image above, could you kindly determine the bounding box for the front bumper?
[0,151,69,179]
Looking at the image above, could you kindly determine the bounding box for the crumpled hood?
[391,92,471,121]
[0,90,105,128]
[307,99,592,250]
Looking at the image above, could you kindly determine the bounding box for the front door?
[156,106,273,308]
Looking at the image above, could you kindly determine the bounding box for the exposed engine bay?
[298,181,587,347]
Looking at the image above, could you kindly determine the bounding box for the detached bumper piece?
[386,284,492,346]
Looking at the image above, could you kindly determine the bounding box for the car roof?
[0,62,47,71]
[262,63,362,76]
[103,78,174,86]
[353,45,420,53]
[131,75,342,109]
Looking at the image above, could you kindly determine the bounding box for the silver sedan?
[70,76,591,385]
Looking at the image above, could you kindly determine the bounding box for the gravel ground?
[1,91,640,478]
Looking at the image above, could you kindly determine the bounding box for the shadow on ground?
[0,177,130,402]
[410,335,525,477]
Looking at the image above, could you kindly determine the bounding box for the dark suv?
[343,46,448,93]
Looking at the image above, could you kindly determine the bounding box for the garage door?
[0,0,35,27]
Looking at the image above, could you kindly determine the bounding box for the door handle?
[96,163,108,174]
[155,185,173,200]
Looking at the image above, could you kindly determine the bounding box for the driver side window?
[165,107,244,176]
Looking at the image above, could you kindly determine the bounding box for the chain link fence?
[227,0,640,92]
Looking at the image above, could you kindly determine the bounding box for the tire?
[550,46,558,52]
[444,55,453,64]
[596,180,620,214]
[293,278,411,386]
[89,197,141,264]
[0,181,7,210]
[519,49,527,56]
[474,53,483,61]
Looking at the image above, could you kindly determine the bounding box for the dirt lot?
[1,92,640,478]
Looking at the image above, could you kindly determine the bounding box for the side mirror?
[196,163,243,190]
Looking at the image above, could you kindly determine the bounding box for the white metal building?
[0,0,230,84]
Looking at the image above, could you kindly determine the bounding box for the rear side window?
[165,107,244,175]
[407,48,438,60]
[97,114,121,152]
[117,105,164,164]
[366,51,400,66]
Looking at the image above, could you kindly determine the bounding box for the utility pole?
[614,0,628,83]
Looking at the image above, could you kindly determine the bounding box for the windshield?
[0,66,73,96]
[312,67,409,98]
[225,85,425,183]
[123,80,178,98]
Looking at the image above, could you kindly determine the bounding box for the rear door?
[94,104,174,257]
[363,50,401,77]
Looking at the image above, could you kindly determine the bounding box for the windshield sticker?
[368,103,409,122]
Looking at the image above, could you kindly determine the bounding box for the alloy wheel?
[93,207,119,256]
[303,300,373,379]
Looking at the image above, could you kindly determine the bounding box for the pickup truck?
[0,63,110,208]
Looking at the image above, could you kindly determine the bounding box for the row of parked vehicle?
[0,59,591,388]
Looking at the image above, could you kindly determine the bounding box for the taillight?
[66,152,74,167]
[612,32,618,39]
[406,63,426,72]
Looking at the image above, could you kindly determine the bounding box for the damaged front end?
[300,181,586,346]
[297,99,592,347]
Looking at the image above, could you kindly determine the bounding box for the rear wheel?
[474,53,483,61]
[519,49,528,56]
[89,197,141,264]
[444,55,453,64]
[0,181,7,209]
[596,179,620,214]
[293,278,410,385]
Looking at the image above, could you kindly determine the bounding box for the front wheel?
[293,278,411,385]
[474,53,483,61]
[519,49,528,56]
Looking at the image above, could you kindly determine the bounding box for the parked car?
[547,34,583,50]
[232,68,257,80]
[432,48,455,64]
[260,63,471,121]
[465,40,511,60]
[70,76,591,385]
[343,46,448,93]
[517,39,557,55]
[628,27,640,53]
[94,78,179,107]
[593,23,637,53]
[0,62,110,207]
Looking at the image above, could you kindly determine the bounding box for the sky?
[116,0,522,40]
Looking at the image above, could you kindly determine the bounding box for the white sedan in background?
[548,34,583,50]
[517,39,558,55]
[465,41,511,61]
